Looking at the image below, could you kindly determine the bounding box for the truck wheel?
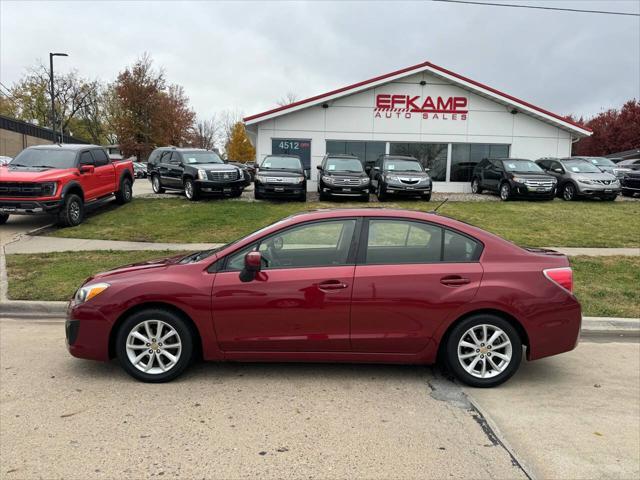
[376,183,387,202]
[298,192,307,202]
[499,182,511,201]
[58,194,84,227]
[151,175,165,194]
[184,178,200,201]
[115,177,133,204]
[0,213,9,225]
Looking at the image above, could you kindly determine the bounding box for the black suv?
[471,158,556,201]
[254,154,306,201]
[147,148,249,201]
[368,155,432,201]
[317,154,370,201]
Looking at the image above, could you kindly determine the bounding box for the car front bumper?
[0,198,64,215]
[513,184,556,198]
[256,182,306,197]
[576,184,620,196]
[195,179,246,194]
[66,301,112,362]
[384,184,431,195]
[321,184,369,196]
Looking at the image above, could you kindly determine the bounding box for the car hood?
[0,165,75,182]
[87,254,187,282]
[257,169,304,177]
[191,163,239,172]
[322,171,368,178]
[569,172,617,180]
[596,165,615,173]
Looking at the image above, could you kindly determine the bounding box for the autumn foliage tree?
[225,122,255,162]
[571,100,640,156]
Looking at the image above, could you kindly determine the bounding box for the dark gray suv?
[536,158,620,201]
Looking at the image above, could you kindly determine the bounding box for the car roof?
[380,155,419,161]
[155,147,211,152]
[29,144,101,151]
[325,154,359,159]
[264,153,301,158]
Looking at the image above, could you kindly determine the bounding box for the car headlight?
[418,177,430,184]
[612,178,620,185]
[576,177,593,184]
[386,175,400,182]
[512,176,526,183]
[322,175,335,184]
[40,182,57,196]
[74,282,110,304]
[255,174,267,183]
[197,169,207,180]
[293,176,305,183]
[360,177,370,185]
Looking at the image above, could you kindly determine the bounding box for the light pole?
[49,52,68,143]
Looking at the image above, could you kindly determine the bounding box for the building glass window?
[450,144,510,182]
[326,141,385,167]
[389,143,448,181]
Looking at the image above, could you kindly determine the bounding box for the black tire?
[361,193,370,202]
[298,192,307,202]
[254,190,263,200]
[116,308,194,383]
[471,178,483,194]
[603,195,617,201]
[319,190,329,201]
[57,194,84,227]
[621,189,634,197]
[562,183,577,201]
[499,182,511,201]
[444,314,522,388]
[422,192,432,202]
[229,190,243,198]
[151,174,165,194]
[183,177,200,201]
[115,177,133,204]
[376,182,387,202]
[0,213,9,225]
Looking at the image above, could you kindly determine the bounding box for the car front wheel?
[116,309,194,383]
[562,183,577,201]
[151,175,165,194]
[445,314,522,388]
[499,182,511,201]
[184,178,200,201]
[58,194,84,227]
[471,178,482,194]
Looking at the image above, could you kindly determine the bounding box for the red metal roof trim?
[243,61,591,134]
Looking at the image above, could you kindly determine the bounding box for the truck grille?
[207,170,239,182]
[0,182,47,197]
[399,177,421,185]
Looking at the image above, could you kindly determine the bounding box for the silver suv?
[536,158,620,201]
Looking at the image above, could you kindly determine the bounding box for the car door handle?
[440,276,470,286]
[317,280,348,291]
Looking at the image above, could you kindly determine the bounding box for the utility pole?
[49,52,68,143]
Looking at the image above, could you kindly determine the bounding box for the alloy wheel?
[152,176,160,193]
[563,184,575,201]
[457,324,512,379]
[500,184,510,201]
[185,180,194,199]
[125,320,182,375]
[69,201,81,222]
[471,179,479,194]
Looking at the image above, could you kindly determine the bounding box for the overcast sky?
[1,0,639,121]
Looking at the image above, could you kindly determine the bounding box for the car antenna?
[430,197,448,213]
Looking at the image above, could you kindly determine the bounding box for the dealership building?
[244,61,591,192]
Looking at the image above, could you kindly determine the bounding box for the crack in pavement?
[427,370,535,480]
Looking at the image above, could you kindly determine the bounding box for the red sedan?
[66,208,581,386]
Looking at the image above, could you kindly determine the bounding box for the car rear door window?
[79,151,94,165]
[365,219,442,264]
[442,229,482,262]
[225,219,357,270]
[91,149,109,166]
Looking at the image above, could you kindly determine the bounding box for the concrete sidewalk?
[5,235,638,255]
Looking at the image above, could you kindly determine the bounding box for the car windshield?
[585,157,615,167]
[10,149,77,169]
[563,160,602,173]
[181,152,223,164]
[502,160,543,173]
[383,159,422,172]
[325,158,363,173]
[260,156,302,171]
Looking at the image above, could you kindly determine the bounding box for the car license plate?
[342,188,351,192]
[274,187,284,192]
[536,188,548,192]
[604,189,612,193]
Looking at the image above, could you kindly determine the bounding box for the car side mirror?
[79,165,94,174]
[239,251,262,282]
[553,168,563,173]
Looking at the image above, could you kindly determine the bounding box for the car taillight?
[543,267,573,293]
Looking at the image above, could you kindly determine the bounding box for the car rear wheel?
[184,178,200,201]
[115,177,133,204]
[116,309,194,383]
[376,182,387,202]
[621,189,634,197]
[471,178,482,194]
[562,183,577,201]
[499,182,511,201]
[151,175,165,194]
[445,314,522,388]
[422,193,432,201]
[57,194,84,227]
[0,213,8,225]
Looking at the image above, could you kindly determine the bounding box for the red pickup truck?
[0,144,134,227]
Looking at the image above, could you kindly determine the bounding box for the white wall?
[252,71,576,192]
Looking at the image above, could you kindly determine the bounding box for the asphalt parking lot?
[1,318,638,479]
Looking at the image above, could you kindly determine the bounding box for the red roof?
[243,61,591,135]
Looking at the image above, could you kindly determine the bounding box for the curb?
[2,300,639,335]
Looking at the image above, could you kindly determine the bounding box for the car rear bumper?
[527,299,582,361]
[0,198,64,215]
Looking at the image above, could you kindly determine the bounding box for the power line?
[433,0,640,17]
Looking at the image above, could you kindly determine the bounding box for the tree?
[191,115,220,150]
[571,99,640,155]
[276,91,298,106]
[225,122,255,162]
[154,84,196,147]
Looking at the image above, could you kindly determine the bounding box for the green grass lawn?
[6,251,639,318]
[48,198,640,248]
[5,250,189,302]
